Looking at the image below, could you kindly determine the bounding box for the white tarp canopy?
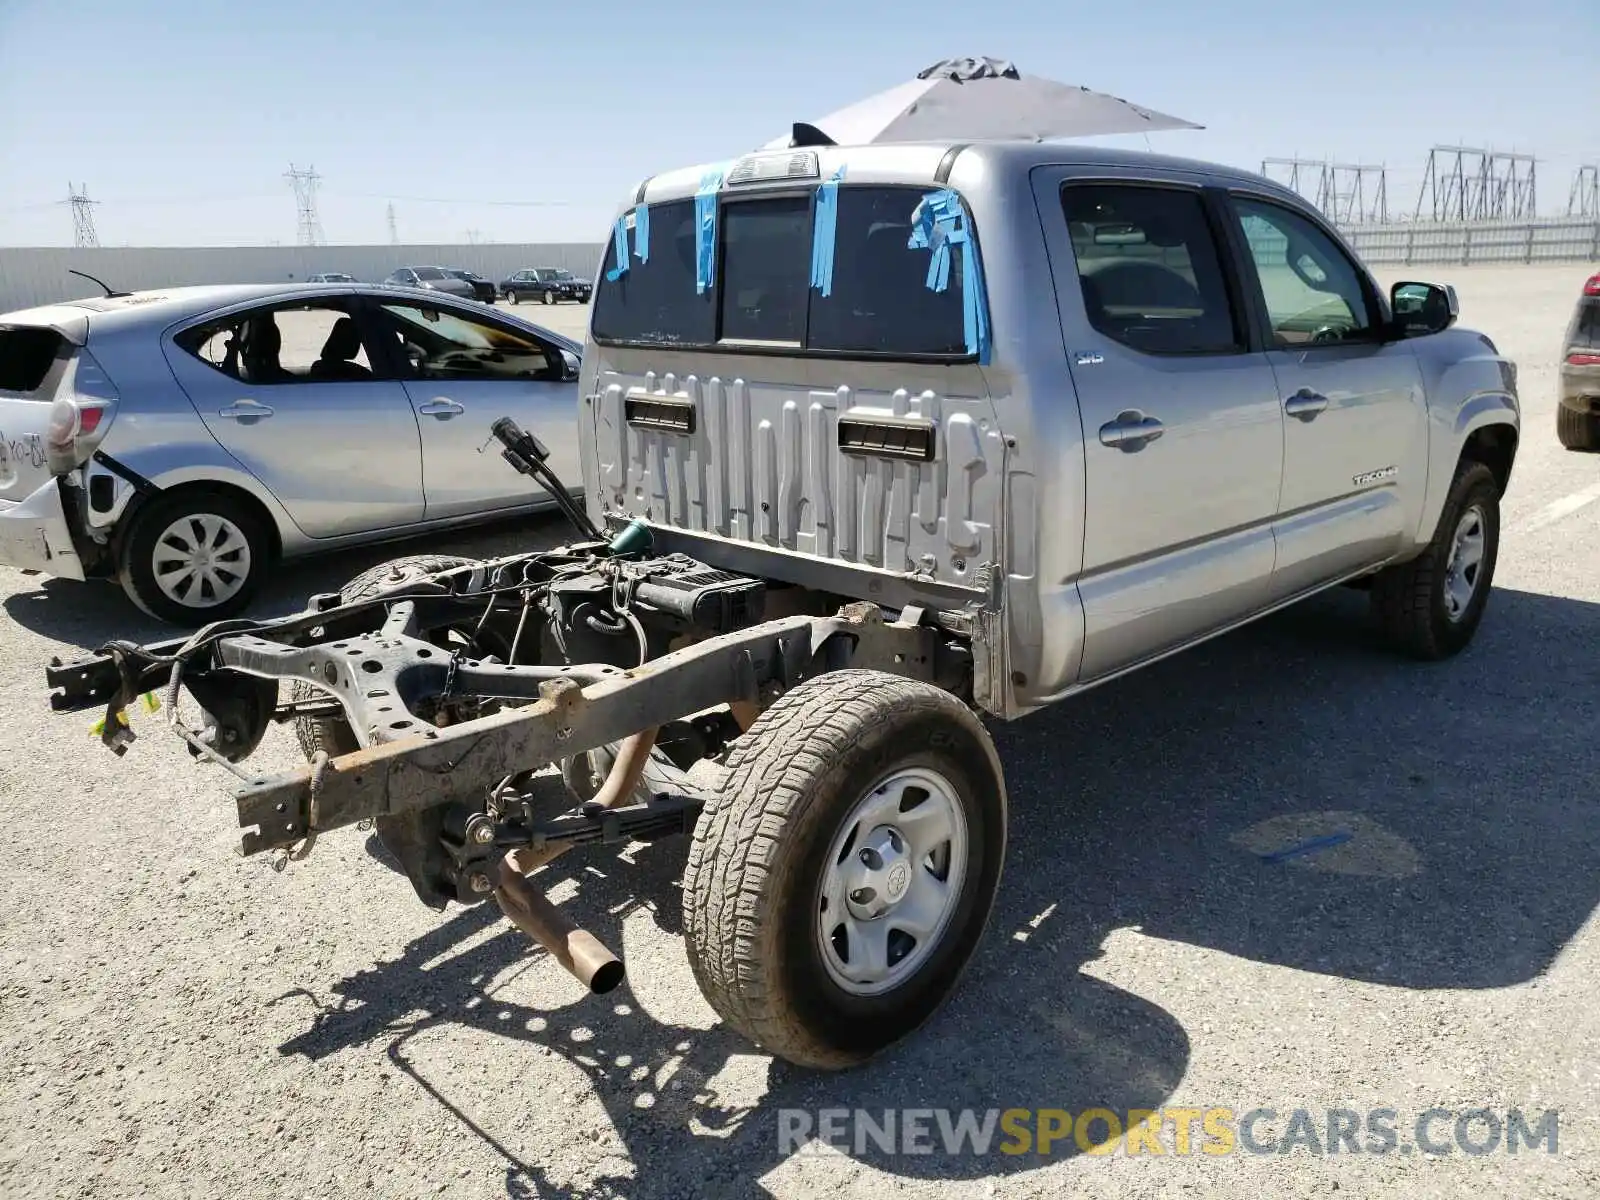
[764,56,1202,149]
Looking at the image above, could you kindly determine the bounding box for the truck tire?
[118,488,270,627]
[1371,460,1499,660]
[682,669,1007,1069]
[1557,403,1599,451]
[293,553,480,760]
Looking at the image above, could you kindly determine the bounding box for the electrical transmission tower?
[1323,163,1389,225]
[386,202,399,245]
[66,182,100,248]
[1568,166,1600,218]
[1260,158,1390,225]
[1414,147,1538,221]
[1261,157,1332,211]
[284,163,325,246]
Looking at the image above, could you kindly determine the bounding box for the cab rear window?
[0,327,68,394]
[591,186,973,359]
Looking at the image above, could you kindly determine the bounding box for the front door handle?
[1098,410,1165,452]
[218,399,274,420]
[418,398,465,418]
[1284,389,1329,421]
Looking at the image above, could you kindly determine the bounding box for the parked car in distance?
[382,266,477,300]
[306,272,357,284]
[1558,271,1600,450]
[444,269,498,304]
[0,282,583,624]
[500,267,591,305]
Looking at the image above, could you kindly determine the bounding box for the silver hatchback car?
[0,282,584,624]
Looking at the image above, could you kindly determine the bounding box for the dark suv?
[499,267,591,305]
[1558,272,1600,451]
[445,269,499,304]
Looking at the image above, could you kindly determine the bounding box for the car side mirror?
[561,350,581,381]
[1389,281,1459,338]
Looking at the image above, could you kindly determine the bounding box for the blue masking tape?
[633,203,650,264]
[694,167,726,294]
[907,189,990,362]
[604,214,630,281]
[809,166,846,296]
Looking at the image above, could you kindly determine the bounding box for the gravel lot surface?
[1,269,1596,1199]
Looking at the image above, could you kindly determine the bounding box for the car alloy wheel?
[507,289,519,304]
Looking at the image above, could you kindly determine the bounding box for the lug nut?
[472,823,496,845]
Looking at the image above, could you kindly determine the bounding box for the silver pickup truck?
[46,141,1520,1072]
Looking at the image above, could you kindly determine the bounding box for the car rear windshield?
[0,326,67,394]
[1571,299,1600,349]
[591,185,972,359]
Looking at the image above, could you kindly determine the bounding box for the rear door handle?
[1284,389,1329,420]
[418,398,465,418]
[218,399,274,420]
[1098,410,1165,451]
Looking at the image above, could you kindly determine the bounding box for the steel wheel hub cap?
[817,767,968,997]
[152,513,252,608]
[1443,505,1486,621]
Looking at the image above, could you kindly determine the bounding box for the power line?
[333,190,589,208]
[66,182,100,248]
[284,163,325,246]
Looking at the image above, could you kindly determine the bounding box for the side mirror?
[561,350,581,381]
[1390,281,1459,338]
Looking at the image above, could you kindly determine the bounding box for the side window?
[1061,184,1241,356]
[174,303,375,384]
[1232,198,1376,345]
[373,302,558,381]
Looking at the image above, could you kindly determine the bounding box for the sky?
[0,0,1593,248]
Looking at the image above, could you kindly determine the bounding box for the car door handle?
[1284,389,1330,420]
[418,398,464,417]
[218,399,274,420]
[1098,410,1165,451]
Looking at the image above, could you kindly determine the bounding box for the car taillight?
[45,349,118,473]
[1585,275,1600,297]
[1567,352,1600,366]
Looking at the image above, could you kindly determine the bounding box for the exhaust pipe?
[494,862,625,994]
[491,728,659,994]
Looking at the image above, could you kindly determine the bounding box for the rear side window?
[1061,184,1241,356]
[0,327,68,394]
[592,186,974,358]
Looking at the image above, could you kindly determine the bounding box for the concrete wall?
[0,243,607,314]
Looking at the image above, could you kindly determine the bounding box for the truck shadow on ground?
[272,583,1599,1197]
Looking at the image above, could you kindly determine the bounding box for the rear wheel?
[506,289,519,305]
[118,489,270,626]
[1371,459,1500,659]
[1557,402,1600,451]
[683,669,1007,1069]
